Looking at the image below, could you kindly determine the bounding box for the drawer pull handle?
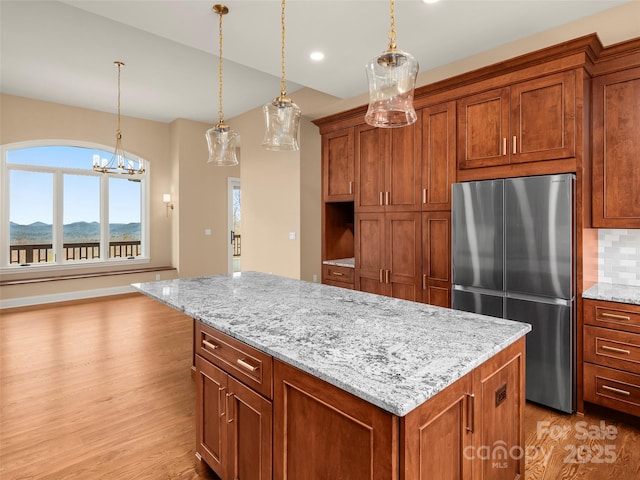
[332,271,344,276]
[601,312,631,321]
[226,392,234,423]
[202,339,220,351]
[601,345,631,355]
[466,393,475,433]
[422,188,427,205]
[602,385,631,396]
[237,358,259,372]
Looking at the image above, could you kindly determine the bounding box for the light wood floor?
[1,294,639,479]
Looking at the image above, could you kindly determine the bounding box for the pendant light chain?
[388,0,397,51]
[115,61,123,141]
[217,8,224,126]
[280,0,287,98]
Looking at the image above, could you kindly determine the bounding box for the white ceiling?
[0,0,632,124]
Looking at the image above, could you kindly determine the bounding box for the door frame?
[227,177,240,274]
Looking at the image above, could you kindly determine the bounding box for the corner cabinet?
[194,322,273,480]
[592,67,640,228]
[457,71,576,169]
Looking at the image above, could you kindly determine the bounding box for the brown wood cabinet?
[321,263,355,289]
[322,127,354,202]
[583,299,640,416]
[592,67,640,228]
[275,338,525,480]
[355,122,421,212]
[457,71,576,170]
[355,212,422,301]
[195,323,273,480]
[421,211,451,308]
[420,101,456,211]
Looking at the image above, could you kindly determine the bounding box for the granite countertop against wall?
[133,271,530,416]
[583,283,640,306]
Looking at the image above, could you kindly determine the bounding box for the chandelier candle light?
[262,0,301,151]
[93,61,145,174]
[206,4,239,166]
[364,0,419,128]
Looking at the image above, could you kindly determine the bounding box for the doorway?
[228,177,241,273]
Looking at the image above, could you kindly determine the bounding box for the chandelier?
[93,61,145,174]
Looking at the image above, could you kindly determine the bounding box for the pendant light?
[364,0,419,128]
[93,61,145,174]
[206,4,239,166]
[262,0,301,151]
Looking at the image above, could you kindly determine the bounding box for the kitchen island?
[133,271,531,480]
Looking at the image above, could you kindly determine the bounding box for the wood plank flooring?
[1,293,639,479]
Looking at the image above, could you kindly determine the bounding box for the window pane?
[109,177,141,259]
[63,174,100,261]
[9,170,53,264]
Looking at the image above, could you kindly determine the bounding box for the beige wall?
[229,108,301,279]
[300,117,322,283]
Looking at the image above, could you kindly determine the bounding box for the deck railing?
[9,241,142,264]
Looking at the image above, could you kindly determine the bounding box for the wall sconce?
[163,193,174,217]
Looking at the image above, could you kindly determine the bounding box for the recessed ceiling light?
[421,0,441,4]
[310,51,325,61]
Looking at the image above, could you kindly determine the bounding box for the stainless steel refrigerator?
[452,174,575,413]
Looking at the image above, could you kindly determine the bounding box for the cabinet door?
[355,213,389,296]
[195,355,228,480]
[387,122,421,212]
[322,128,354,202]
[592,67,640,228]
[274,360,397,480]
[226,376,272,480]
[422,212,451,308]
[421,102,456,211]
[355,124,386,212]
[401,372,473,480]
[387,212,422,301]
[457,88,510,169]
[473,338,525,480]
[511,70,576,163]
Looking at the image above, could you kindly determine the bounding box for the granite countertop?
[582,283,640,306]
[132,271,530,416]
[322,257,355,268]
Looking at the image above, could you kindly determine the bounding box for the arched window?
[1,141,149,271]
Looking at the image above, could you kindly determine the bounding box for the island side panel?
[273,359,399,480]
[473,337,526,480]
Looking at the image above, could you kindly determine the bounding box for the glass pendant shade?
[206,125,239,166]
[262,99,301,151]
[365,49,418,128]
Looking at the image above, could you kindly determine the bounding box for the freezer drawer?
[452,289,503,319]
[506,297,573,413]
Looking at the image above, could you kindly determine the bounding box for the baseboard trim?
[0,285,135,310]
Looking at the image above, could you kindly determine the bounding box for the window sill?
[0,266,175,286]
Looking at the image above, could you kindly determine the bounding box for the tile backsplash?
[598,229,640,286]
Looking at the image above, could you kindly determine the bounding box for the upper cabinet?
[592,67,640,228]
[420,101,456,211]
[322,127,354,202]
[457,71,576,169]
[355,122,421,213]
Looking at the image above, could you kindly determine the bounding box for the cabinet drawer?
[584,325,640,374]
[584,363,640,416]
[323,279,355,289]
[584,299,640,334]
[195,321,273,399]
[322,264,354,284]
